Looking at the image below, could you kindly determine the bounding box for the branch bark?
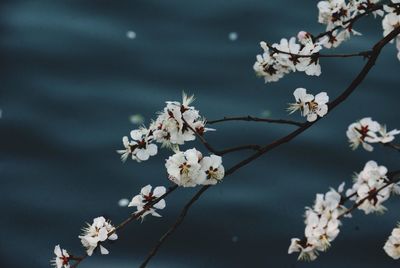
[207,116,304,127]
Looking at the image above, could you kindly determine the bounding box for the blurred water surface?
[1,1,400,267]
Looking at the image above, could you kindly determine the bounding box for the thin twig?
[383,142,400,152]
[139,185,211,268]
[267,43,372,59]
[139,26,400,267]
[183,117,263,155]
[183,118,219,154]
[207,116,304,127]
[218,144,262,155]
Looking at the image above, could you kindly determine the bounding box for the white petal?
[122,136,129,147]
[147,143,158,156]
[141,185,152,196]
[154,199,166,210]
[315,92,329,104]
[130,129,143,141]
[316,104,328,117]
[54,245,62,257]
[153,186,166,197]
[100,245,109,255]
[307,113,318,122]
[128,195,143,207]
[136,149,150,161]
[108,233,118,240]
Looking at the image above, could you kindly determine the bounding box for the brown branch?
[207,116,304,127]
[139,26,400,267]
[139,185,211,268]
[218,144,262,155]
[328,27,400,110]
[383,142,400,152]
[267,43,372,59]
[183,117,263,155]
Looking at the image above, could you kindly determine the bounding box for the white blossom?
[382,2,400,60]
[289,183,345,261]
[314,0,386,48]
[128,185,166,218]
[346,118,399,151]
[117,128,158,162]
[297,31,313,45]
[319,28,361,48]
[165,148,206,187]
[272,37,302,72]
[382,6,400,37]
[296,39,323,76]
[150,93,213,148]
[288,88,329,122]
[200,155,225,185]
[355,0,385,17]
[288,238,319,261]
[317,0,351,29]
[254,33,324,83]
[377,125,400,143]
[253,42,290,82]
[345,161,392,214]
[346,117,380,151]
[78,216,118,256]
[51,245,70,268]
[165,148,225,187]
[384,223,400,259]
[117,136,134,162]
[287,88,314,115]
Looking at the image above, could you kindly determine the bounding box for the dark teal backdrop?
[1,1,399,267]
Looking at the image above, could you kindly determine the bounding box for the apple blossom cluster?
[51,182,170,266]
[117,93,214,162]
[51,245,70,268]
[166,148,225,187]
[316,0,381,48]
[288,88,329,122]
[128,184,167,219]
[288,183,346,261]
[289,160,400,261]
[384,223,400,259]
[254,0,400,83]
[253,35,323,83]
[78,216,118,256]
[346,117,400,151]
[345,160,400,214]
[382,0,400,60]
[319,0,400,55]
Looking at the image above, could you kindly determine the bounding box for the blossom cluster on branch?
[117,93,213,162]
[289,160,400,261]
[346,117,400,151]
[254,0,400,83]
[51,93,225,267]
[384,223,400,259]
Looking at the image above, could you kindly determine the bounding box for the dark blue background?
[1,1,399,267]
